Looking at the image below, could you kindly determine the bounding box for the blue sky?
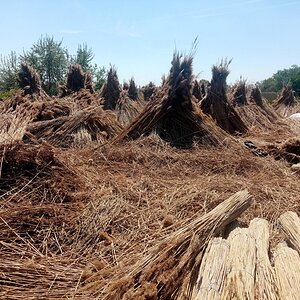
[0,0,299,85]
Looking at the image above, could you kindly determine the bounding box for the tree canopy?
[260,65,300,97]
[22,35,69,95]
[0,36,106,96]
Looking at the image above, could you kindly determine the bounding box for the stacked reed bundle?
[92,190,251,299]
[274,243,300,299]
[116,53,229,148]
[230,82,279,130]
[191,237,229,299]
[249,218,278,300]
[273,86,300,117]
[200,59,248,134]
[24,107,123,148]
[221,227,256,299]
[101,66,121,110]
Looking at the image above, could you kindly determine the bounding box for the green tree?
[0,51,19,93]
[94,65,106,90]
[72,43,94,72]
[260,65,300,96]
[21,35,69,95]
[72,43,106,91]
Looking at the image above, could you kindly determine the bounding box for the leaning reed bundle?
[230,79,248,107]
[17,63,42,96]
[249,218,278,300]
[191,237,229,300]
[274,243,300,300]
[0,112,31,145]
[116,53,229,148]
[101,66,121,110]
[273,86,300,117]
[115,91,145,126]
[25,107,123,147]
[200,59,248,135]
[221,227,256,300]
[66,64,86,92]
[97,190,251,299]
[278,211,300,253]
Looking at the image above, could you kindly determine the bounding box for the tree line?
[1,35,300,99]
[0,35,106,96]
[259,65,300,97]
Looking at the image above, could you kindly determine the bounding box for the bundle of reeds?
[192,80,202,102]
[191,237,229,299]
[92,190,251,299]
[230,79,248,107]
[128,77,139,101]
[0,112,31,145]
[249,84,263,107]
[60,64,95,97]
[249,218,278,300]
[115,90,145,126]
[274,243,300,299]
[231,83,280,130]
[85,71,94,93]
[66,64,86,92]
[116,53,229,148]
[24,107,123,147]
[142,81,157,101]
[200,59,248,134]
[278,211,300,253]
[221,227,256,299]
[100,66,121,110]
[17,63,42,96]
[273,85,300,117]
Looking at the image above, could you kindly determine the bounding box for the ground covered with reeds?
[1,55,300,299]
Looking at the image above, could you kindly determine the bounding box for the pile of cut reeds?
[273,85,300,117]
[84,190,251,299]
[115,90,146,126]
[200,59,248,135]
[101,66,121,110]
[17,63,43,96]
[24,107,123,147]
[60,64,95,96]
[116,53,229,148]
[230,83,280,130]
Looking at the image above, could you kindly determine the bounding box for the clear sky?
[0,0,299,85]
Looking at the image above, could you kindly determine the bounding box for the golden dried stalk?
[191,237,229,300]
[249,218,279,300]
[274,242,300,300]
[102,190,251,299]
[278,211,300,254]
[221,227,256,300]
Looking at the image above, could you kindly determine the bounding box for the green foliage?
[0,38,106,95]
[94,65,106,91]
[72,43,94,73]
[0,51,19,92]
[21,35,69,95]
[0,89,17,100]
[260,65,300,96]
[72,43,106,91]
